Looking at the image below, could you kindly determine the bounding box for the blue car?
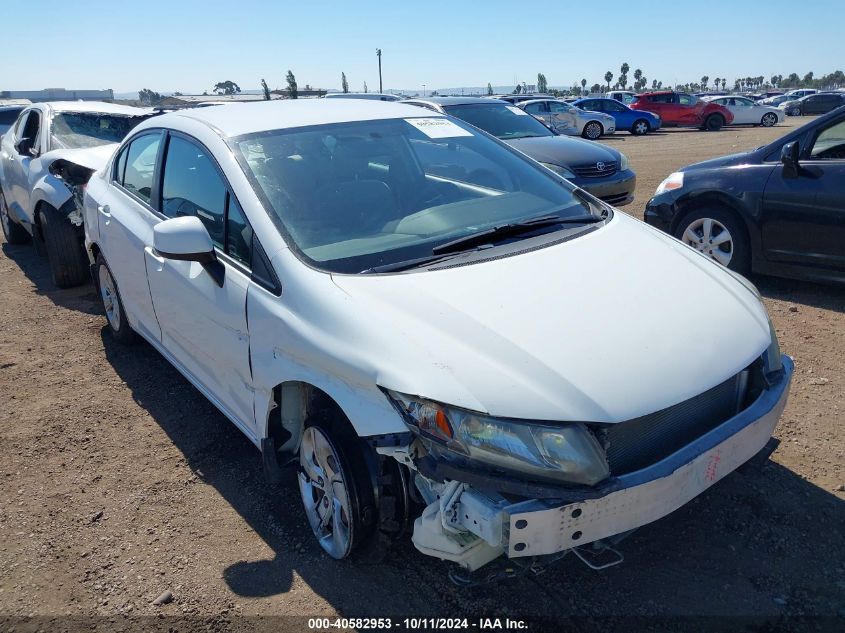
[573,97,661,135]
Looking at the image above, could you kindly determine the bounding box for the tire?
[0,189,31,245]
[704,114,725,131]
[297,416,378,560]
[761,112,778,127]
[95,253,135,344]
[674,207,750,274]
[631,119,651,135]
[582,121,603,140]
[37,205,88,288]
[789,107,801,117]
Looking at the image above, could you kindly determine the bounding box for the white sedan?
[56,100,791,574]
[703,96,784,127]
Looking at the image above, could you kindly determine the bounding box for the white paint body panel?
[83,99,772,441]
[704,97,785,126]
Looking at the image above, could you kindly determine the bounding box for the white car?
[0,101,152,287]
[59,100,791,574]
[518,99,616,139]
[606,90,636,104]
[702,96,784,127]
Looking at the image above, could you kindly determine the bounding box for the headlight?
[619,152,630,171]
[539,162,577,179]
[655,171,684,195]
[723,267,783,374]
[385,390,610,486]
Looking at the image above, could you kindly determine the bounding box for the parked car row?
[12,98,788,577]
[779,92,845,117]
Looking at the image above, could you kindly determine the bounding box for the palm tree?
[619,62,630,89]
[604,71,613,89]
[701,75,709,90]
[633,68,642,90]
[581,78,587,95]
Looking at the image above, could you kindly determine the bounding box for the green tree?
[514,84,522,94]
[213,80,241,95]
[487,82,493,96]
[604,71,613,89]
[803,71,814,86]
[580,78,587,95]
[537,73,547,93]
[286,71,298,98]
[590,83,601,94]
[260,78,271,101]
[137,88,162,106]
[341,72,349,93]
[701,75,709,90]
[363,81,368,93]
[619,62,630,89]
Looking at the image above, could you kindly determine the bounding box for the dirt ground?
[1,116,843,631]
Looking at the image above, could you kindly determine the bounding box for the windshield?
[234,116,595,273]
[442,103,554,140]
[51,113,149,149]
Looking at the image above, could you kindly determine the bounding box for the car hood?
[331,213,771,424]
[44,143,118,173]
[680,151,752,171]
[504,135,619,167]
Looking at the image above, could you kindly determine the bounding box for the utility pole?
[376,48,383,93]
[423,84,426,97]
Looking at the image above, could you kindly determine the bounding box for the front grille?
[571,161,618,178]
[599,192,630,206]
[596,372,747,475]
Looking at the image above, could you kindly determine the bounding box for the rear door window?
[120,133,162,204]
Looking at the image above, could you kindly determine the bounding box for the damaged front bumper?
[408,356,793,571]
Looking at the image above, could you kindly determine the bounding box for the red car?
[630,91,734,130]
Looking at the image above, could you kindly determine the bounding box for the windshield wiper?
[431,214,602,256]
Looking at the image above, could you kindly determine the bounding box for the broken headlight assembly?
[384,390,610,486]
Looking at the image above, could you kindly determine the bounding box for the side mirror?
[780,141,800,179]
[153,216,225,287]
[14,137,35,157]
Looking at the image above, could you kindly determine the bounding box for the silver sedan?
[517,99,617,139]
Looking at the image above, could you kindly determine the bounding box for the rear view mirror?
[153,216,225,287]
[780,141,800,179]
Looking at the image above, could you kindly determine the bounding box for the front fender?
[31,174,74,218]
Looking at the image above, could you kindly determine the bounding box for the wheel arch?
[671,191,761,270]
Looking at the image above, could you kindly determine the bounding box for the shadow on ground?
[1,241,100,315]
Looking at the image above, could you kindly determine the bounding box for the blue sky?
[6,0,842,94]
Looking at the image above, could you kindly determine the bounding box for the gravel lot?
[0,116,843,630]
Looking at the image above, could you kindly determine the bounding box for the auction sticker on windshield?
[405,118,473,138]
[506,106,530,116]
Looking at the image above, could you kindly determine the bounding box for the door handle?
[97,204,111,217]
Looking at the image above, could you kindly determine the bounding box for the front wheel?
[582,121,603,140]
[761,112,778,127]
[674,208,749,273]
[298,420,377,559]
[789,107,801,116]
[631,119,651,135]
[704,114,725,131]
[38,205,88,288]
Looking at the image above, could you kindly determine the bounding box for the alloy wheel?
[681,217,733,267]
[633,120,649,135]
[761,113,777,127]
[98,264,122,331]
[298,426,354,559]
[584,122,602,139]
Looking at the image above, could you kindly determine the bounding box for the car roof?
[404,96,505,106]
[38,101,153,116]
[155,99,448,138]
